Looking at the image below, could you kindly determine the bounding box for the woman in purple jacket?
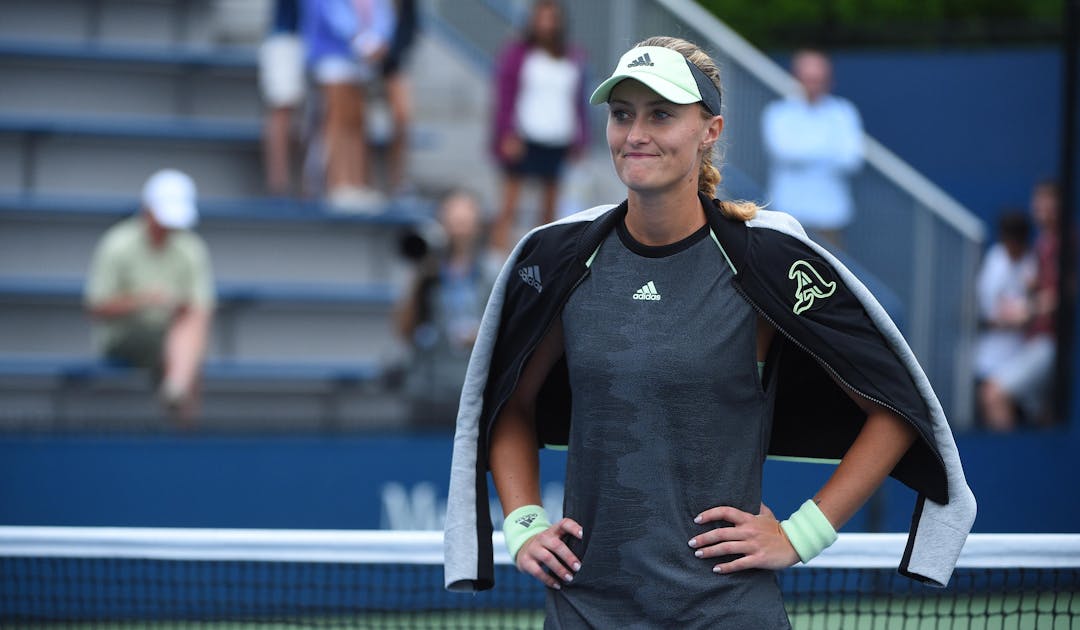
[490,0,588,252]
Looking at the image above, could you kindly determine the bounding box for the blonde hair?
[634,36,760,222]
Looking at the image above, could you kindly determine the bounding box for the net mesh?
[1,528,1077,629]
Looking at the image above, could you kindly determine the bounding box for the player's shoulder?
[517,203,619,250]
[747,208,810,241]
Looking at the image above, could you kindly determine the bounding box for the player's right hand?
[515,517,583,590]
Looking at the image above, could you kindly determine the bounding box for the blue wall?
[1,432,1076,533]
[827,47,1062,225]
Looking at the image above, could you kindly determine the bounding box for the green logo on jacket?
[789,260,837,315]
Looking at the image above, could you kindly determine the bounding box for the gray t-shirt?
[550,221,789,629]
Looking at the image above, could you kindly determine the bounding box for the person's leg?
[161,307,212,425]
[322,83,349,193]
[979,379,1017,432]
[539,177,559,226]
[492,175,523,252]
[263,105,295,195]
[383,72,412,193]
[982,336,1055,431]
[323,82,367,192]
[344,82,369,190]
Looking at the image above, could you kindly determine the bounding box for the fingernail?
[553,583,561,590]
[578,529,584,538]
[564,574,573,582]
[687,539,697,548]
[694,516,702,524]
[695,550,703,558]
[572,562,581,571]
[713,565,723,573]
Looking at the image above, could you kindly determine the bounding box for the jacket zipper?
[733,283,947,476]
[484,266,593,447]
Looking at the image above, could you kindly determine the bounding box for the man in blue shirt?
[762,49,864,247]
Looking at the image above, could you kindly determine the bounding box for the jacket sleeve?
[742,210,976,586]
[443,244,520,591]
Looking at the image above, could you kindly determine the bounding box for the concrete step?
[0,110,465,199]
[0,298,402,363]
[0,204,422,291]
[0,55,260,120]
[0,278,405,362]
[0,0,257,48]
[0,356,409,431]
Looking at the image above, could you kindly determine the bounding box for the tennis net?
[1,527,1076,629]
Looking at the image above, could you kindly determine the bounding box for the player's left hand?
[688,503,799,574]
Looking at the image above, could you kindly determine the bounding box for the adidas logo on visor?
[627,53,654,68]
[632,281,661,301]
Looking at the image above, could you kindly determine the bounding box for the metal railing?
[423,0,984,428]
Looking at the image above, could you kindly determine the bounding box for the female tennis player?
[444,37,976,628]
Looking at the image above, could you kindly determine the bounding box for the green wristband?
[780,499,838,564]
[503,504,551,561]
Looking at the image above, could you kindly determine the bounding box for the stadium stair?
[0,0,500,430]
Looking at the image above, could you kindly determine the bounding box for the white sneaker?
[328,186,387,214]
[160,379,187,409]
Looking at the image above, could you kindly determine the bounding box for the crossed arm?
[490,317,917,588]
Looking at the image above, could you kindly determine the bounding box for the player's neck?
[625,188,706,247]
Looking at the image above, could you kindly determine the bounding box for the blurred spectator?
[979,181,1062,430]
[377,0,419,196]
[394,190,499,427]
[259,0,305,196]
[302,0,395,211]
[84,170,216,426]
[490,0,588,252]
[762,49,863,247]
[973,210,1036,385]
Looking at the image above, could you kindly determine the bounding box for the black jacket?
[445,196,976,591]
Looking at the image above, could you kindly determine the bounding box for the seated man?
[84,169,216,424]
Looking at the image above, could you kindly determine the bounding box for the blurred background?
[0,0,1076,540]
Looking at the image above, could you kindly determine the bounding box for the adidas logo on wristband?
[515,513,539,528]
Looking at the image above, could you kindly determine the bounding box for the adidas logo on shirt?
[632,281,661,301]
[627,53,654,68]
[519,265,542,293]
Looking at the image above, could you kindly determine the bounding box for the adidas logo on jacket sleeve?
[518,265,543,293]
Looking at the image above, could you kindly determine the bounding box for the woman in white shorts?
[301,0,395,209]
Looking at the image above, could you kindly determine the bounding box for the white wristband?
[780,499,838,564]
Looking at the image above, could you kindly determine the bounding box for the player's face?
[606,80,721,197]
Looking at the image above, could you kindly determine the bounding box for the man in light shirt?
[762,49,864,246]
[85,169,216,425]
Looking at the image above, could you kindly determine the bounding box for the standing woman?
[445,37,976,627]
[489,0,588,252]
[301,0,395,209]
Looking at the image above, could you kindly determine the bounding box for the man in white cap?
[85,169,216,424]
